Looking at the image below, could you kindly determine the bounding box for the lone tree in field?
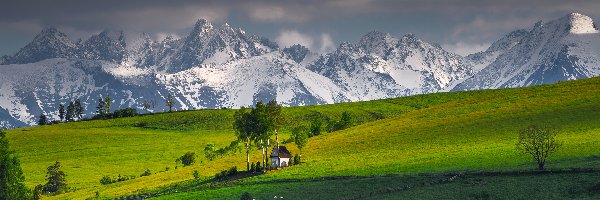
[43,161,67,194]
[517,125,561,171]
[0,129,31,199]
[166,93,175,112]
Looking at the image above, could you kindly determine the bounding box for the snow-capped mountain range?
[1,13,599,128]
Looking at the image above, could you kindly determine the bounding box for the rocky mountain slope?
[453,13,600,90]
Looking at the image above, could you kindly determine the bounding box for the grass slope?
[6,77,600,199]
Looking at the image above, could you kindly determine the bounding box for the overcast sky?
[0,0,599,56]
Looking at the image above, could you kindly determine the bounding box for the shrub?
[177,152,196,166]
[193,170,200,179]
[327,111,354,132]
[228,166,238,175]
[214,166,239,180]
[293,154,301,165]
[100,176,113,185]
[34,184,43,200]
[241,192,253,200]
[255,162,262,172]
[140,169,151,177]
[112,108,138,118]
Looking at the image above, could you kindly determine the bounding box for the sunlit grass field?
[6,77,600,199]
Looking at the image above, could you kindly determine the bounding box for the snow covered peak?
[1,27,77,64]
[561,13,599,34]
[358,31,398,55]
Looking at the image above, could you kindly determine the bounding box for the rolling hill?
[5,76,600,199]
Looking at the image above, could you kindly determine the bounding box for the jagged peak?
[401,33,418,40]
[359,31,395,44]
[399,33,423,46]
[96,29,125,41]
[40,26,60,34]
[35,26,70,40]
[360,31,391,40]
[283,44,310,63]
[190,19,213,36]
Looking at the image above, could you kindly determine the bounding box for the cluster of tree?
[214,166,238,180]
[38,93,180,126]
[326,111,354,132]
[38,99,85,125]
[176,152,196,166]
[90,95,142,120]
[100,174,135,185]
[204,140,242,161]
[92,107,138,120]
[249,161,263,173]
[233,100,283,172]
[140,169,152,177]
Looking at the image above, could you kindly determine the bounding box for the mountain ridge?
[1,13,599,127]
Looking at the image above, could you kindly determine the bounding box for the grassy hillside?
[6,77,600,199]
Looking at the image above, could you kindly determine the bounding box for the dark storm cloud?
[0,0,599,56]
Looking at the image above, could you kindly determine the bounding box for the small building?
[270,146,292,169]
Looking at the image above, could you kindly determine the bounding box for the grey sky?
[0,0,599,56]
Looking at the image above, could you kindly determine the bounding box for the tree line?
[38,93,179,125]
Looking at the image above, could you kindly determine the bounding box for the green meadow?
[6,77,600,199]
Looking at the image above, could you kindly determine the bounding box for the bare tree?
[517,125,561,171]
[166,93,175,112]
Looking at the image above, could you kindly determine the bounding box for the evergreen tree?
[0,129,31,199]
[43,161,67,194]
[38,113,48,125]
[74,99,84,120]
[58,104,65,122]
[166,93,175,112]
[96,98,106,115]
[66,101,75,122]
[104,95,111,114]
